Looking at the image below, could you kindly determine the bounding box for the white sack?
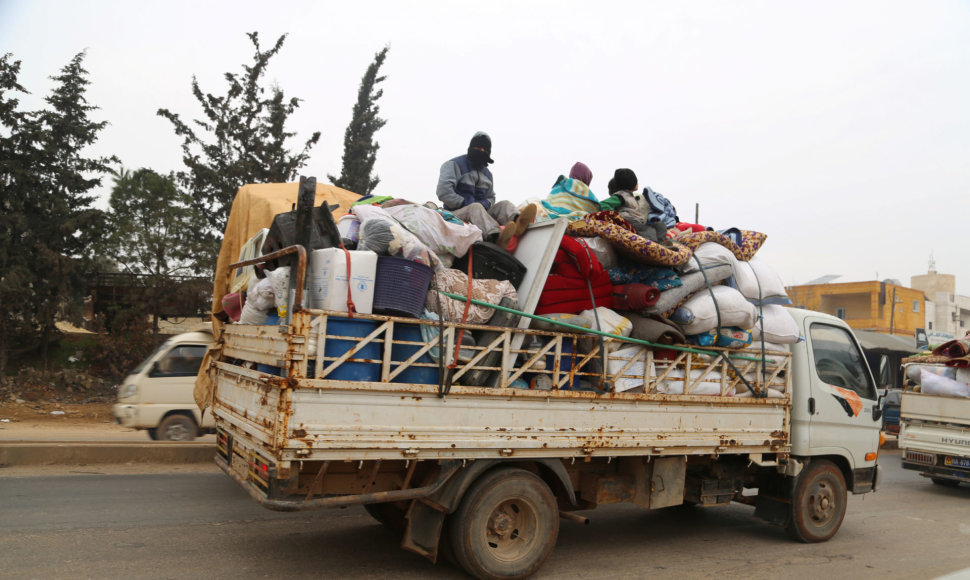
[606,346,649,392]
[904,363,955,385]
[579,307,632,337]
[671,285,757,335]
[730,257,792,305]
[920,368,970,397]
[239,277,275,325]
[750,304,801,344]
[678,242,738,274]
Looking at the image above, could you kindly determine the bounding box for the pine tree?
[0,53,35,378]
[0,51,116,371]
[329,46,389,196]
[158,32,320,272]
[29,51,118,366]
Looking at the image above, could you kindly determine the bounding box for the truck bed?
[212,310,792,466]
[899,391,970,482]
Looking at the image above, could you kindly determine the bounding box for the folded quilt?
[567,211,693,267]
[675,229,767,261]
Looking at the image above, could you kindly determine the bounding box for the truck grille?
[904,450,935,466]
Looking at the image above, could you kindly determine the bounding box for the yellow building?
[787,280,925,336]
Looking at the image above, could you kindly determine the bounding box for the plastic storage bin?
[308,248,377,314]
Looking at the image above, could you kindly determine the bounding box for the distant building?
[787,280,925,336]
[910,267,970,343]
[787,279,925,389]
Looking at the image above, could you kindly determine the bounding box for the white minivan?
[113,327,214,441]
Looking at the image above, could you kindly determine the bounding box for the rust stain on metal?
[292,428,307,438]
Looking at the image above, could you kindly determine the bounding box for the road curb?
[0,442,216,466]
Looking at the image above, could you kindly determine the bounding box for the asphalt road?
[1,450,969,580]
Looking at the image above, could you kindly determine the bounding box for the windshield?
[129,339,176,376]
[810,323,877,400]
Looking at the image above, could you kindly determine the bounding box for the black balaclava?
[467,131,494,169]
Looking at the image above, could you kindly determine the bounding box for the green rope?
[437,291,769,363]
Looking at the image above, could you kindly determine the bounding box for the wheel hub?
[809,482,835,522]
[488,510,514,537]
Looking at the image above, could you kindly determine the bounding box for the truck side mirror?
[149,361,163,377]
[872,388,887,422]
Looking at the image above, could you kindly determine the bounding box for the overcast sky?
[2,1,969,294]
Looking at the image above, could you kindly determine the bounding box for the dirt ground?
[0,401,115,426]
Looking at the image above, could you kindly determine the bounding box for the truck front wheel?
[786,459,847,543]
[449,467,558,580]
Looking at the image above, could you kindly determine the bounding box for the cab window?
[810,324,875,400]
[150,344,207,377]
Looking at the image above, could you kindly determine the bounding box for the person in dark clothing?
[436,132,496,211]
[435,132,536,249]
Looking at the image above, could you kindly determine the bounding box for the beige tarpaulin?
[195,181,360,411]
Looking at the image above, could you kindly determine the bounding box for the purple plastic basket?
[373,256,433,318]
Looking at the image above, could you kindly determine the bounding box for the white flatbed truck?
[203,243,884,579]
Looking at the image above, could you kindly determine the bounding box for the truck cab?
[113,327,214,441]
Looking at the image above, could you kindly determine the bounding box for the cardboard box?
[308,249,377,314]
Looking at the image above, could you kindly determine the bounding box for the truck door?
[806,322,881,461]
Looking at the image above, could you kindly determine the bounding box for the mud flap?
[401,498,446,563]
[754,495,791,526]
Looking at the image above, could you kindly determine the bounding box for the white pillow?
[670,285,757,335]
[750,305,801,344]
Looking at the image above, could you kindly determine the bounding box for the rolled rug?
[612,284,661,311]
[642,263,733,315]
[932,338,970,358]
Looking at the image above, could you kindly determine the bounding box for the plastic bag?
[354,205,442,269]
[239,277,275,325]
[920,368,970,397]
[383,204,482,259]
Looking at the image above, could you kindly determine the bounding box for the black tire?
[449,467,558,580]
[786,459,847,543]
[146,428,158,441]
[931,477,960,487]
[156,414,198,441]
[363,501,408,533]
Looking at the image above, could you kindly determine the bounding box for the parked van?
[113,326,214,441]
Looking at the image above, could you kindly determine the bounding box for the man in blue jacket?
[436,132,535,249]
[436,131,496,211]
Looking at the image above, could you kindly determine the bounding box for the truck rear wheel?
[449,467,558,580]
[931,477,960,487]
[786,459,847,543]
[156,414,198,441]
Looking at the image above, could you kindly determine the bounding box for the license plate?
[944,456,970,468]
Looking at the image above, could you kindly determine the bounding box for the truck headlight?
[119,384,137,399]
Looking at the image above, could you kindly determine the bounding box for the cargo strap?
[694,254,760,397]
[339,243,357,318]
